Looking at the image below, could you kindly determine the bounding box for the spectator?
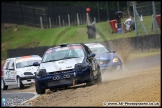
[124,16,135,31]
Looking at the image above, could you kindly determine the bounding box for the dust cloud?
[114,39,132,63]
[101,64,132,83]
[100,38,135,82]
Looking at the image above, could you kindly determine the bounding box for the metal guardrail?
[7,34,160,58]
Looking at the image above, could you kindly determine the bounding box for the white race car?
[1,55,42,90]
[33,43,102,94]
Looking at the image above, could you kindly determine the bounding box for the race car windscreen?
[42,46,85,63]
[90,46,111,54]
[16,60,41,68]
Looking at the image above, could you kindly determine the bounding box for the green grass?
[1,15,161,59]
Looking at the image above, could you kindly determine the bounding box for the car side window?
[11,62,15,70]
[8,59,15,70]
[5,61,10,70]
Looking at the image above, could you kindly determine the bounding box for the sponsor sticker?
[55,47,69,51]
[70,46,82,49]
[21,56,32,58]
[16,58,39,63]
[46,46,82,53]
[46,50,52,54]
[11,71,17,74]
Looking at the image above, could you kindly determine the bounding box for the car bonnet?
[39,57,84,72]
[95,52,116,60]
[16,66,39,74]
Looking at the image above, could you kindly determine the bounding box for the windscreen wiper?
[64,56,80,59]
[42,60,58,63]
[43,57,80,63]
[42,58,67,63]
[24,65,34,67]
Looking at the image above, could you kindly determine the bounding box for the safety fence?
[2,3,119,29]
[136,1,161,16]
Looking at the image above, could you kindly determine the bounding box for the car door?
[8,59,17,85]
[91,55,98,76]
[83,45,98,76]
[3,59,11,85]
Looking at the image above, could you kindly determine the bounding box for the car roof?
[84,43,104,48]
[47,43,84,50]
[7,55,41,60]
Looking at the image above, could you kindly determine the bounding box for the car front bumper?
[20,76,35,80]
[20,76,35,85]
[35,68,91,89]
[99,62,122,72]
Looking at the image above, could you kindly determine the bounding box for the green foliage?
[2,1,127,10]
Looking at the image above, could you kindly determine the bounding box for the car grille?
[27,79,31,82]
[98,60,110,64]
[48,79,73,86]
[24,72,33,75]
[48,69,73,75]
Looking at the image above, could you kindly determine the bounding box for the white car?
[33,43,102,94]
[1,55,42,90]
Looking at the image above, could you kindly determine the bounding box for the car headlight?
[75,63,88,71]
[37,69,47,76]
[113,57,119,62]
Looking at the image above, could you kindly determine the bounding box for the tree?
[2,1,127,10]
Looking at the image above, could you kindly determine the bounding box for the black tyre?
[120,67,123,72]
[96,69,102,84]
[86,70,95,86]
[1,79,8,90]
[17,77,24,89]
[116,65,123,72]
[35,81,45,94]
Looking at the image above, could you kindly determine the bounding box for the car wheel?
[17,77,24,89]
[35,81,45,94]
[120,67,123,72]
[1,79,8,90]
[96,68,102,83]
[86,69,95,86]
[117,65,123,72]
[115,65,123,72]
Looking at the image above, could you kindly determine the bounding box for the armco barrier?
[100,34,160,51]
[7,46,52,58]
[7,34,160,58]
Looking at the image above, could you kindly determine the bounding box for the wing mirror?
[88,53,96,59]
[33,62,40,66]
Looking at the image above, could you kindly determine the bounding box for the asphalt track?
[1,92,40,107]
